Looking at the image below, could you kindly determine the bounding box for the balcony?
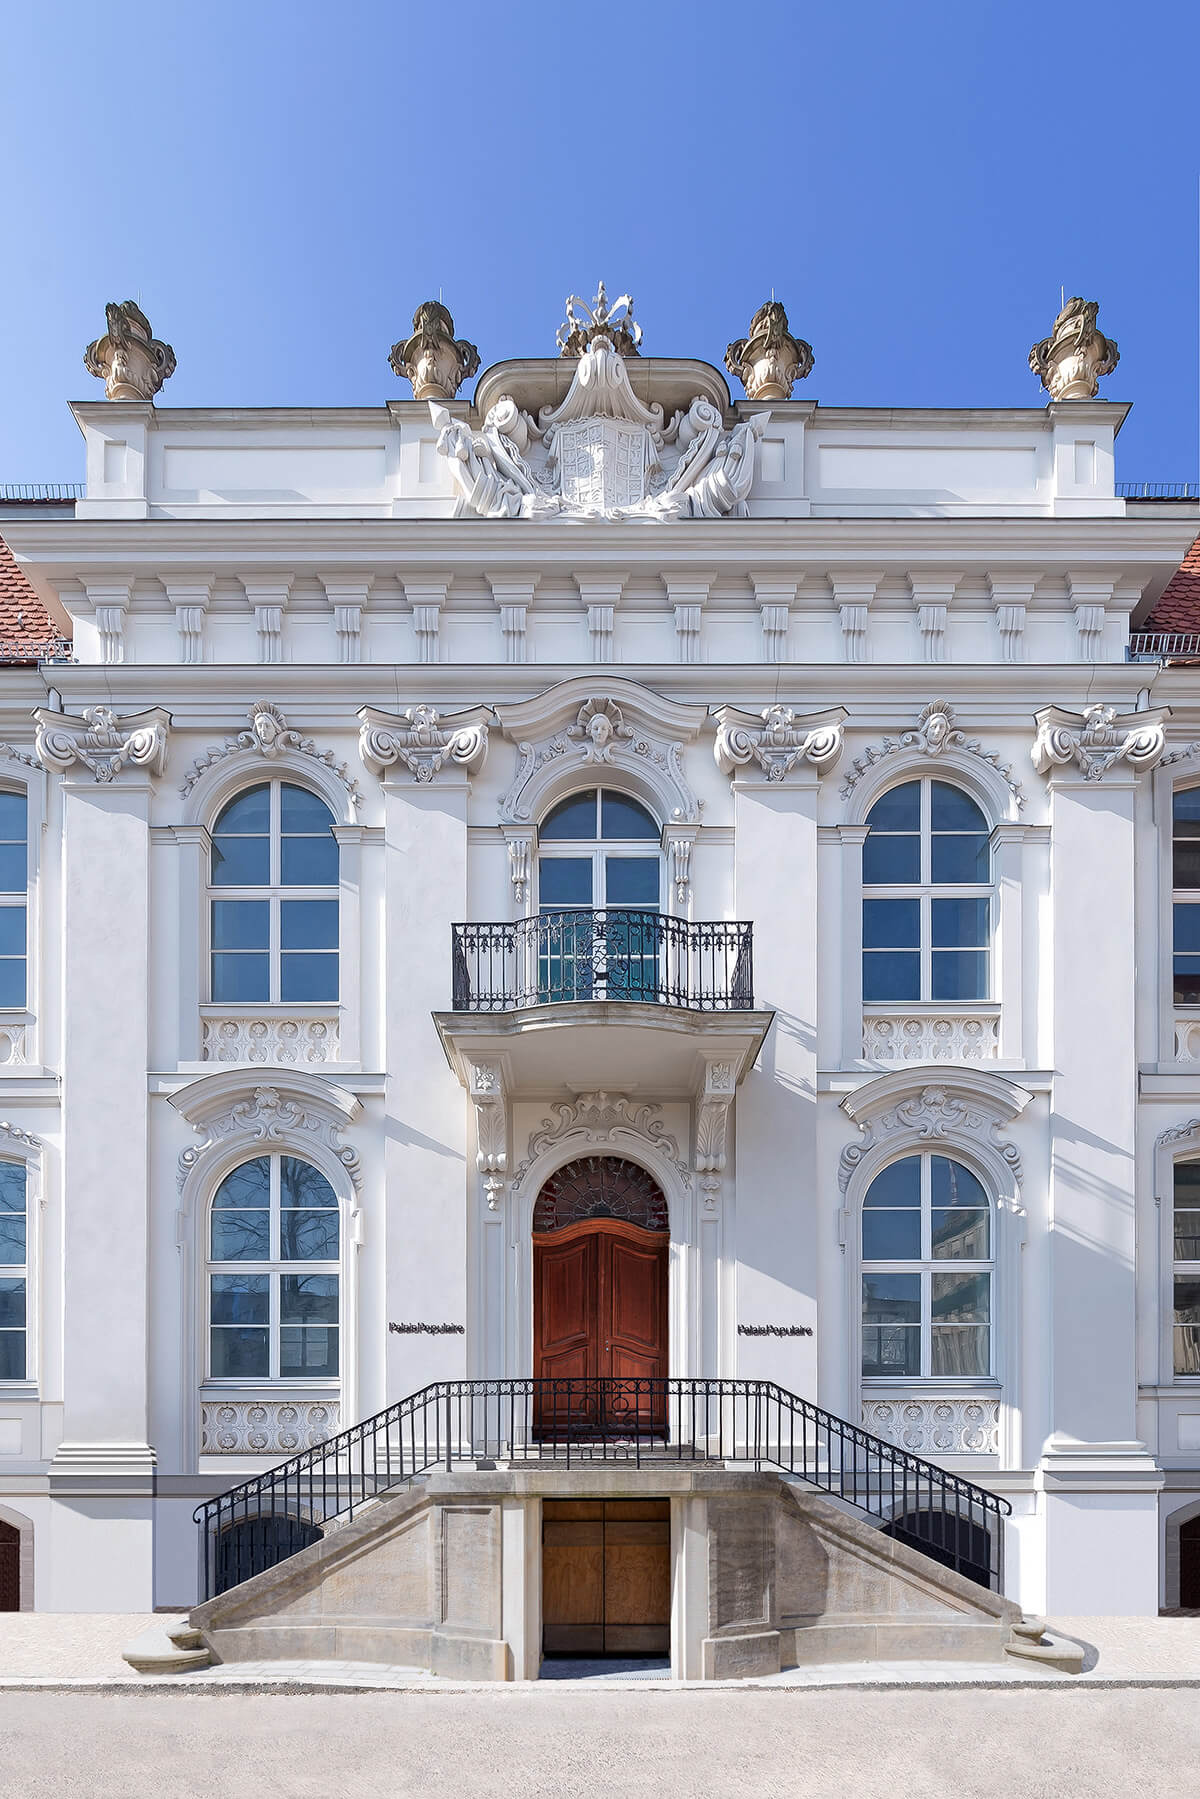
[436,912,771,1100]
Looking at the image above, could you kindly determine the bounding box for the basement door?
[542,1499,671,1656]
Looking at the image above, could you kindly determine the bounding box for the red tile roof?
[0,534,69,663]
[1143,533,1200,633]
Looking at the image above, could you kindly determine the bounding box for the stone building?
[0,285,1196,1674]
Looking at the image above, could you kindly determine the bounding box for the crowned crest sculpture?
[430,282,768,521]
[1029,297,1119,401]
[389,301,480,401]
[84,301,176,402]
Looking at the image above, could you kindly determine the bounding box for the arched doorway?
[532,1156,669,1436]
[0,1521,19,1612]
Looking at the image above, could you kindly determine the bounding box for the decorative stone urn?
[725,300,814,401]
[389,302,480,400]
[83,301,176,401]
[1028,298,1119,400]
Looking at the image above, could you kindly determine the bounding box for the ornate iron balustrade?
[452,911,753,1012]
[195,1377,1009,1600]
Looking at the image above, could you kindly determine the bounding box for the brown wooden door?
[533,1219,667,1435]
[542,1499,670,1657]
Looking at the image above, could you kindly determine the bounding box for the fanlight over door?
[532,1156,669,1436]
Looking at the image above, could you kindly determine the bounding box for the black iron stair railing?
[194,1378,1010,1600]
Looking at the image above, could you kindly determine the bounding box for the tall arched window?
[0,1162,27,1381]
[537,788,662,1002]
[209,782,338,1004]
[1172,788,1200,1003]
[861,1153,992,1379]
[862,779,991,1003]
[0,791,28,1010]
[1173,1159,1200,1374]
[207,1155,340,1380]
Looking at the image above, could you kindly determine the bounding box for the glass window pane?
[862,1273,921,1322]
[215,787,270,835]
[0,1278,25,1328]
[932,1209,990,1258]
[1174,842,1200,889]
[280,1273,338,1322]
[211,901,269,950]
[932,1271,991,1322]
[604,858,659,906]
[1174,1210,1200,1261]
[864,1159,921,1208]
[280,1326,338,1378]
[931,834,990,884]
[1175,960,1200,1005]
[0,847,25,893]
[0,1215,25,1263]
[601,792,659,840]
[540,791,597,840]
[210,1210,270,1261]
[863,899,920,948]
[211,954,270,1003]
[1176,906,1200,953]
[281,1159,337,1209]
[931,1326,990,1378]
[863,951,921,1003]
[279,1209,339,1260]
[931,1157,988,1211]
[866,783,920,831]
[861,1210,921,1259]
[210,1328,269,1379]
[0,909,24,957]
[932,898,989,948]
[0,1332,25,1381]
[0,960,25,1009]
[863,833,920,884]
[210,835,270,886]
[932,951,988,1001]
[280,785,335,833]
[862,1326,920,1378]
[1175,789,1200,827]
[281,900,338,950]
[0,1165,25,1214]
[214,1160,271,1209]
[280,953,339,1003]
[931,783,987,833]
[281,835,339,887]
[539,858,593,907]
[0,792,27,842]
[210,1273,269,1324]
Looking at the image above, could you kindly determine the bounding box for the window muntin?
[0,1162,27,1380]
[861,1153,992,1380]
[1174,1160,1200,1373]
[862,780,991,1004]
[1173,789,1200,1004]
[208,1155,339,1381]
[209,782,338,1004]
[0,792,27,1010]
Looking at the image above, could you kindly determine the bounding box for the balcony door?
[532,1156,669,1436]
[537,789,661,1002]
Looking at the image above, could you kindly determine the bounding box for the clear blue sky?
[2,0,1197,484]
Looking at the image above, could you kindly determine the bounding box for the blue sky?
[1,0,1197,483]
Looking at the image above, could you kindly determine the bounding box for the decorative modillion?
[84,301,176,401]
[1031,703,1168,780]
[714,705,846,781]
[389,301,480,401]
[1028,297,1119,401]
[725,300,814,401]
[357,704,490,782]
[35,705,170,782]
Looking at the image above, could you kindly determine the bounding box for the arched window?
[0,790,28,1009]
[207,1155,339,1381]
[862,779,991,1004]
[0,1162,27,1381]
[1172,1159,1200,1373]
[860,1153,992,1379]
[1172,788,1200,1003]
[209,781,338,1004]
[536,788,662,1002]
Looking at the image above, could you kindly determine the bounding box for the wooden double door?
[542,1499,671,1656]
[532,1217,668,1435]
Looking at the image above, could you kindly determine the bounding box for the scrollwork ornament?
[714,704,846,781]
[179,700,361,807]
[1031,703,1168,781]
[35,705,170,782]
[357,704,490,782]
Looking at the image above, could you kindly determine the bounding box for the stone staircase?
[122,1616,214,1673]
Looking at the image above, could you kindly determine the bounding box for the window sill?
[0,1381,38,1400]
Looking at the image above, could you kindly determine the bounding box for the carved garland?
[837,700,1025,809]
[510,1092,690,1194]
[179,701,362,807]
[177,1084,362,1192]
[838,1083,1022,1195]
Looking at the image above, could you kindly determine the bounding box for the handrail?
[194,1377,1009,1600]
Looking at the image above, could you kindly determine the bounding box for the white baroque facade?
[0,286,1196,1624]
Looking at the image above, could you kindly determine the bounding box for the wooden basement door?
[542,1499,671,1656]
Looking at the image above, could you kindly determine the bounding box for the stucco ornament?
[429,284,769,522]
[838,1081,1025,1195]
[357,703,490,781]
[1028,297,1119,401]
[838,700,1026,809]
[714,704,846,780]
[389,301,480,401]
[177,1084,362,1192]
[35,704,170,781]
[83,301,176,401]
[500,693,699,825]
[1031,703,1168,781]
[725,300,814,401]
[557,281,642,359]
[510,1092,689,1194]
[179,700,361,808]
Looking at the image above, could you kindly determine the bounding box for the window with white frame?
[0,1161,28,1379]
[1172,788,1200,1003]
[536,788,662,1002]
[1173,1159,1200,1373]
[209,781,338,1004]
[862,779,991,1004]
[860,1153,993,1379]
[0,791,28,1009]
[207,1155,339,1380]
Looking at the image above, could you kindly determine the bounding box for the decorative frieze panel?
[201,1397,340,1456]
[862,1396,999,1456]
[358,703,489,781]
[1174,1023,1200,1064]
[201,1014,340,1065]
[35,705,170,781]
[863,1011,999,1064]
[1032,703,1168,781]
[0,1024,28,1067]
[714,704,845,781]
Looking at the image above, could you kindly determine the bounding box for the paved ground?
[0,1686,1196,1798]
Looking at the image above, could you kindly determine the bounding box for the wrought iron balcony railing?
[451,910,753,1012]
